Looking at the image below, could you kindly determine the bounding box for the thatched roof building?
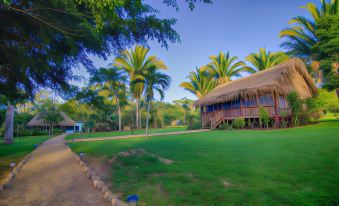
[27,112,75,127]
[194,58,318,107]
[195,58,318,129]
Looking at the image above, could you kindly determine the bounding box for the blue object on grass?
[127,194,139,202]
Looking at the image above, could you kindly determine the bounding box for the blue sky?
[74,0,319,102]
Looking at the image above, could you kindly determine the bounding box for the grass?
[69,122,339,206]
[0,135,50,184]
[65,126,187,140]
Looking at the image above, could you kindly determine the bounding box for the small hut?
[27,112,78,132]
[194,58,318,129]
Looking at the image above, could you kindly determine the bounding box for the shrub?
[188,121,201,130]
[84,120,96,133]
[218,123,226,130]
[0,126,4,137]
[287,91,302,125]
[225,122,234,130]
[30,128,49,136]
[40,130,49,136]
[52,128,62,135]
[259,106,270,128]
[218,122,232,130]
[187,113,201,130]
[233,118,245,129]
[328,105,339,120]
[246,119,254,128]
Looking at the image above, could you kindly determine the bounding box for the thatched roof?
[27,112,75,127]
[194,58,318,106]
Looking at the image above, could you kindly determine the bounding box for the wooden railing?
[201,106,291,128]
[242,107,259,117]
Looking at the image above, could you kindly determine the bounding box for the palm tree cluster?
[280,0,338,84]
[87,45,171,135]
[181,49,288,98]
[182,0,338,99]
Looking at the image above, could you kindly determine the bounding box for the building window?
[223,102,232,110]
[279,96,287,108]
[232,99,241,109]
[242,97,257,107]
[259,94,274,106]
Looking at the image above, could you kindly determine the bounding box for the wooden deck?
[201,107,291,129]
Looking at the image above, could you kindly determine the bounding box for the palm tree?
[90,67,126,131]
[114,45,167,129]
[180,67,217,99]
[245,48,289,71]
[205,51,255,85]
[279,0,337,60]
[143,67,171,137]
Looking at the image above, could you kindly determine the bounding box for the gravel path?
[70,129,210,142]
[0,135,109,206]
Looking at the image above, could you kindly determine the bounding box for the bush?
[187,117,201,130]
[0,126,4,137]
[52,128,62,135]
[287,91,302,125]
[233,118,245,129]
[246,119,252,128]
[259,106,270,128]
[30,128,49,136]
[187,113,201,130]
[218,122,233,130]
[328,106,339,119]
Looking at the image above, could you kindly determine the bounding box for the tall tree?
[143,67,171,137]
[0,0,209,143]
[114,45,167,129]
[205,52,254,85]
[180,67,217,98]
[173,98,193,124]
[76,87,104,133]
[38,99,63,136]
[90,67,126,131]
[245,48,289,71]
[279,0,337,61]
[312,15,339,94]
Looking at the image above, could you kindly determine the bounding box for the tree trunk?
[139,106,142,129]
[51,124,54,136]
[183,110,186,125]
[136,98,139,129]
[114,91,122,132]
[118,107,122,132]
[131,108,134,134]
[145,99,151,138]
[4,103,15,144]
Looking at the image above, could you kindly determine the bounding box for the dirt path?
[0,135,109,206]
[69,129,210,143]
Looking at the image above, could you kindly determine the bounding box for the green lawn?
[0,136,50,184]
[65,126,187,140]
[69,122,339,206]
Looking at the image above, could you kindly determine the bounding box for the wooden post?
[240,98,243,116]
[201,107,203,128]
[256,94,259,117]
[273,92,277,115]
